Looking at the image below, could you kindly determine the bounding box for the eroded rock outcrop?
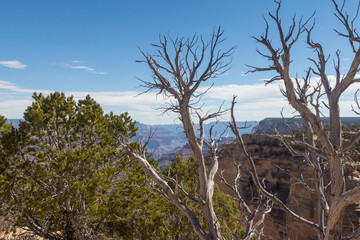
[217,134,360,240]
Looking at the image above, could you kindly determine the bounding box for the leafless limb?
[249,1,360,239]
[351,89,360,115]
[138,126,157,157]
[218,158,273,240]
[118,139,211,240]
[229,96,323,237]
[121,27,237,240]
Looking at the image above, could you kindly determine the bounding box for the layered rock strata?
[217,134,360,240]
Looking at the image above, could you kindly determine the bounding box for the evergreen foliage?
[0,92,153,239]
[0,92,245,239]
[163,155,243,239]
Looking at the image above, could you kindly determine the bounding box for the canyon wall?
[217,134,360,239]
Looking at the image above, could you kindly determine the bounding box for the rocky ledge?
[217,134,360,239]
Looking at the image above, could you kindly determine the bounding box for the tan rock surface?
[217,134,360,240]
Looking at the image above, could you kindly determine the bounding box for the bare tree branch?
[248,1,360,238]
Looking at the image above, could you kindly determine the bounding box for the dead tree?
[246,0,360,239]
[116,28,234,240]
[218,157,273,240]
[115,27,273,239]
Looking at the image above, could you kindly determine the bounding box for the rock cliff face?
[134,121,256,161]
[252,117,360,134]
[217,134,360,240]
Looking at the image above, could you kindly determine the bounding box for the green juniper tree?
[0,92,239,240]
[162,155,242,240]
[0,92,141,239]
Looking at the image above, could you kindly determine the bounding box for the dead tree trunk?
[247,0,360,239]
[179,102,222,238]
[129,27,235,239]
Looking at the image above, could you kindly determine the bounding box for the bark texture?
[247,0,360,239]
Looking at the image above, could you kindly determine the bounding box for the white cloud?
[0,80,45,93]
[230,99,291,120]
[92,71,108,75]
[0,81,171,121]
[0,60,27,69]
[1,80,360,124]
[126,109,178,125]
[68,65,94,71]
[198,83,283,101]
[66,91,170,108]
[64,62,108,75]
[0,100,32,118]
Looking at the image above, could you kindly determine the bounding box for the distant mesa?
[135,121,257,162]
[252,117,360,134]
[7,119,258,163]
[11,117,360,165]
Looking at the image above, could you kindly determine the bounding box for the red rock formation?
[217,134,360,239]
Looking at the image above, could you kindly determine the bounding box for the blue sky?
[0,0,359,124]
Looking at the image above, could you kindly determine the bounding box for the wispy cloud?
[0,80,168,122]
[68,65,94,71]
[0,60,27,69]
[0,100,33,118]
[92,71,108,75]
[63,61,108,75]
[0,80,49,93]
[198,83,283,101]
[1,80,360,124]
